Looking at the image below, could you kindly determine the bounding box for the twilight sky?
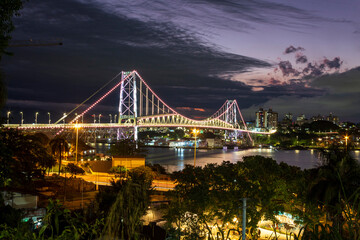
[2,0,360,123]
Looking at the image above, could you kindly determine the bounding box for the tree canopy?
[0,128,56,187]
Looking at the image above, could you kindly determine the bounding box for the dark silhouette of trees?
[65,163,85,176]
[108,139,140,157]
[50,136,70,174]
[306,146,360,227]
[166,157,304,239]
[0,128,56,186]
[0,0,24,109]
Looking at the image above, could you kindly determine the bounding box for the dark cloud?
[301,57,342,79]
[269,78,282,85]
[284,45,304,54]
[302,63,323,78]
[278,61,299,76]
[243,67,360,122]
[85,0,321,35]
[295,54,308,64]
[323,57,342,69]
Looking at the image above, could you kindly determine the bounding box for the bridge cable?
[54,71,123,124]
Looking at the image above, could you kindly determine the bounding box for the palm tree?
[306,145,360,228]
[50,136,69,174]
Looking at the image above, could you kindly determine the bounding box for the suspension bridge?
[5,71,274,142]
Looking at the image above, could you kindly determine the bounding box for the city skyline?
[2,0,360,122]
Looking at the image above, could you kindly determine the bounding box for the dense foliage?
[164,148,360,240]
[0,128,56,187]
[108,139,141,156]
[165,157,304,239]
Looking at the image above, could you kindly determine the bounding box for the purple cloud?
[284,45,304,54]
[323,57,342,69]
[279,61,299,76]
[302,63,323,77]
[295,54,308,64]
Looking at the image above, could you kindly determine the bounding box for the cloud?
[323,57,342,69]
[278,61,299,76]
[251,87,264,92]
[77,0,321,36]
[302,62,324,78]
[284,45,304,54]
[242,67,360,122]
[176,107,192,111]
[295,54,308,64]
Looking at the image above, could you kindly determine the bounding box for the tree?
[108,139,140,157]
[146,163,167,175]
[306,146,360,228]
[109,165,128,179]
[0,0,24,109]
[65,163,85,176]
[0,128,56,186]
[166,157,302,239]
[50,136,70,174]
[102,180,150,239]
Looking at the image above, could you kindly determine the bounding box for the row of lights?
[6,111,119,124]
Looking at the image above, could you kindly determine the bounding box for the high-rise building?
[296,114,307,126]
[255,108,278,129]
[266,109,278,129]
[255,108,265,128]
[285,113,293,121]
[326,112,339,125]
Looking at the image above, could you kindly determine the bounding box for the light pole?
[20,112,23,125]
[242,198,247,240]
[35,112,39,124]
[192,128,200,167]
[7,111,11,124]
[48,112,51,124]
[75,123,80,164]
[99,114,102,124]
[114,114,117,123]
[345,135,349,150]
[63,113,67,124]
[109,114,112,123]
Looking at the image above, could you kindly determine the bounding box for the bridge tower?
[118,71,138,141]
[225,100,238,140]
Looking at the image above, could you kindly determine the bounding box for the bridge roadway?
[4,122,273,134]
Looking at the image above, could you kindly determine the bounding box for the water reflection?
[93,143,360,173]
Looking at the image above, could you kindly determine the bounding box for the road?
[66,172,176,191]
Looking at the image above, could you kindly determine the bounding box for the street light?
[35,112,39,124]
[7,111,11,124]
[192,128,200,167]
[75,123,81,164]
[114,114,117,123]
[48,112,51,124]
[99,114,102,124]
[345,135,349,150]
[20,112,23,125]
[109,114,112,123]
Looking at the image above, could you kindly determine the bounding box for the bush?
[65,163,85,175]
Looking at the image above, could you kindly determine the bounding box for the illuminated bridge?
[5,71,274,142]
